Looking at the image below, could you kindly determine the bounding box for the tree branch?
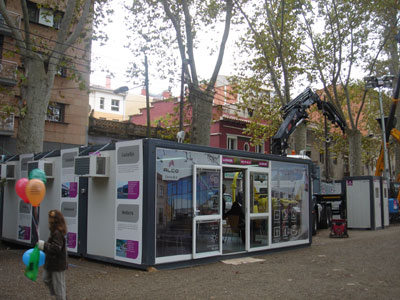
[182,0,198,85]
[0,1,27,54]
[160,0,191,82]
[235,0,284,104]
[207,0,233,91]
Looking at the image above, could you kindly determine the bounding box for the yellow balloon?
[26,179,46,207]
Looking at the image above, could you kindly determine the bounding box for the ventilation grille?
[96,157,106,175]
[6,164,15,178]
[75,157,90,176]
[27,162,39,175]
[44,162,53,177]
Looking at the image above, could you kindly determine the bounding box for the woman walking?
[38,210,68,300]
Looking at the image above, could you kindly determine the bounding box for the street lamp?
[114,81,150,137]
[364,75,395,180]
[113,86,129,94]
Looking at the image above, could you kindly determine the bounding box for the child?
[38,209,68,300]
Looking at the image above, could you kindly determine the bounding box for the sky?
[90,2,238,96]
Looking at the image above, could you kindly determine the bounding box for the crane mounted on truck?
[270,87,347,234]
[271,87,346,156]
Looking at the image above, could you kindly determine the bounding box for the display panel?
[270,161,309,244]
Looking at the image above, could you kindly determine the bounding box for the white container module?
[74,144,116,262]
[2,139,315,269]
[345,176,384,230]
[381,178,389,228]
[1,153,34,245]
[60,148,80,254]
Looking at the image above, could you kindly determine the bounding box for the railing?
[0,10,21,35]
[222,104,250,118]
[0,112,15,135]
[88,116,164,139]
[0,59,18,86]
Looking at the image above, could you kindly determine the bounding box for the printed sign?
[17,153,34,243]
[222,156,269,167]
[115,140,143,264]
[60,148,79,253]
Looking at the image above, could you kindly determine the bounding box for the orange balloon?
[25,179,46,207]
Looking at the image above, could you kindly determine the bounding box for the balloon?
[28,168,47,184]
[22,248,46,267]
[26,179,46,207]
[15,178,29,204]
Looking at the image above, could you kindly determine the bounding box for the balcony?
[0,10,21,36]
[0,112,15,136]
[222,104,251,118]
[0,59,18,86]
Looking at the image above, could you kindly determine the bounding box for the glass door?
[192,165,222,259]
[247,168,270,251]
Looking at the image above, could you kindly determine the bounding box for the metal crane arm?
[271,88,346,155]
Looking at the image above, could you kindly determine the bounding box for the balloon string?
[32,206,40,241]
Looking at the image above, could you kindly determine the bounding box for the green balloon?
[28,168,47,184]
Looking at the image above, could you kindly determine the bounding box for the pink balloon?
[15,178,29,204]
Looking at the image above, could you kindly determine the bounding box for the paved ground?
[1,226,400,300]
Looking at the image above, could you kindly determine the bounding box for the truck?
[270,87,347,235]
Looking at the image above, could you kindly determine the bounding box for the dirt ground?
[1,225,400,300]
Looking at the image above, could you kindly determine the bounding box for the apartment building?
[89,76,169,121]
[90,76,127,121]
[0,0,91,154]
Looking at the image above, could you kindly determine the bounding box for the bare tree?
[127,0,234,145]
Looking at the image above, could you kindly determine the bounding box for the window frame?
[227,136,237,150]
[27,1,64,29]
[255,144,264,154]
[111,99,120,112]
[46,102,65,123]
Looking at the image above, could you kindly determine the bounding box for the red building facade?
[129,76,270,154]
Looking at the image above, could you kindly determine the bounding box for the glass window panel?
[250,172,269,214]
[155,148,220,258]
[271,161,309,244]
[250,218,268,248]
[196,168,220,215]
[196,220,220,253]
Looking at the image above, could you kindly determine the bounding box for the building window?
[111,99,120,111]
[255,144,264,153]
[27,1,63,29]
[100,97,104,109]
[244,142,250,151]
[56,66,67,77]
[227,136,237,150]
[46,102,65,122]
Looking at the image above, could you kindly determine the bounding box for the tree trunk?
[347,128,362,176]
[189,86,213,146]
[16,59,53,154]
